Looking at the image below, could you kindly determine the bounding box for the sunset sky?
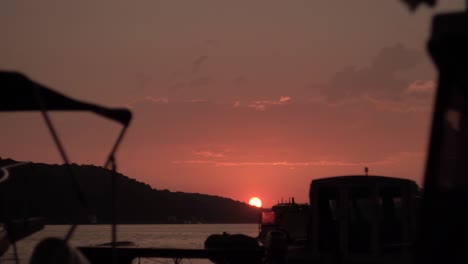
[1,1,465,207]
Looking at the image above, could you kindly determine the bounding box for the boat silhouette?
[256,175,421,264]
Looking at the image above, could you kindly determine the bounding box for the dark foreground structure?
[413,3,468,264]
[303,176,419,264]
[256,175,420,264]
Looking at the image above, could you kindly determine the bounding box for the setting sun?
[248,197,262,208]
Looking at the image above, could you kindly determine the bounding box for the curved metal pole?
[39,109,89,242]
[102,125,130,264]
[32,84,90,242]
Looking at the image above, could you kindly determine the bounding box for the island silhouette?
[0,158,261,225]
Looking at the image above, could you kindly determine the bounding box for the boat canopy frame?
[0,71,132,261]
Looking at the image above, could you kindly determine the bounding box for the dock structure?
[79,246,266,264]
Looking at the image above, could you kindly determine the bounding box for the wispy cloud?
[145,96,169,103]
[383,151,426,163]
[405,80,435,97]
[248,96,292,111]
[364,95,431,113]
[185,99,209,103]
[193,150,225,158]
[125,96,169,108]
[173,159,387,167]
[324,43,424,102]
[174,151,426,168]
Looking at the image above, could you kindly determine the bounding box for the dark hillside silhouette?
[0,158,261,224]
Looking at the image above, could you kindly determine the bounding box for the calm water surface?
[1,224,258,264]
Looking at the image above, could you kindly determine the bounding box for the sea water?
[0,224,258,264]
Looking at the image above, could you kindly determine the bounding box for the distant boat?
[258,199,311,247]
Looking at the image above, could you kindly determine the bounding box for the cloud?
[363,96,431,113]
[192,55,208,73]
[124,95,429,185]
[125,96,169,108]
[248,103,267,111]
[173,152,426,173]
[248,96,292,111]
[193,150,225,158]
[145,96,169,103]
[405,80,435,98]
[323,43,425,102]
[172,159,389,167]
[185,99,209,103]
[167,77,213,101]
[190,145,231,159]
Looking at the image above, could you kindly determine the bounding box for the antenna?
[365,167,369,176]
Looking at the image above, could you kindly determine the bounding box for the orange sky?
[1,1,466,207]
